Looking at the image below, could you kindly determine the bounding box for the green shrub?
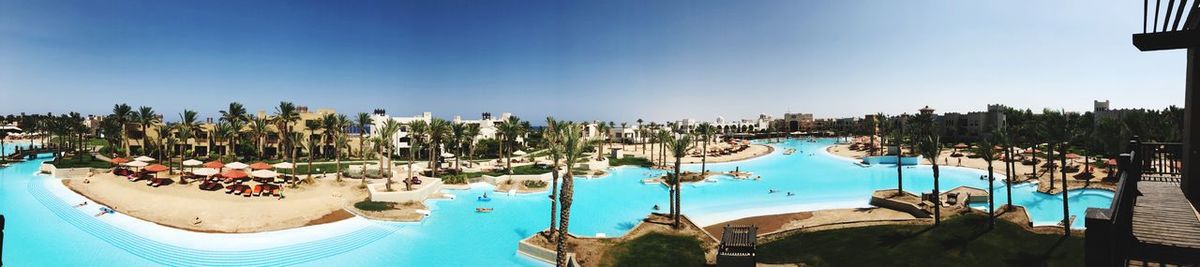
[523,180,547,188]
[354,200,393,211]
[608,156,652,167]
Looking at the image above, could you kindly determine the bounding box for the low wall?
[869,191,932,218]
[367,178,444,203]
[863,156,921,166]
[517,238,558,264]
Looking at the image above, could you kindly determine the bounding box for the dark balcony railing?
[1137,141,1183,177]
[1086,139,1144,266]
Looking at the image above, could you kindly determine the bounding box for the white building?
[453,112,510,141]
[370,110,431,150]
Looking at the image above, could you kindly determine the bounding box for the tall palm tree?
[225,119,245,157]
[249,116,269,159]
[303,119,322,183]
[159,123,178,174]
[973,134,999,228]
[1057,111,1076,236]
[219,102,248,157]
[619,122,628,149]
[657,130,670,167]
[997,126,1015,211]
[464,123,481,162]
[666,132,694,229]
[637,118,644,152]
[134,106,159,156]
[595,122,611,160]
[111,104,133,157]
[555,122,586,267]
[327,114,350,182]
[450,122,467,172]
[542,117,564,241]
[697,123,715,174]
[274,102,300,162]
[362,136,381,186]
[179,110,200,158]
[356,112,372,160]
[428,118,450,178]
[379,120,402,191]
[499,117,522,174]
[406,120,427,191]
[916,134,944,226]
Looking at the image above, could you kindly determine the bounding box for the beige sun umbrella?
[124,161,149,167]
[182,159,204,166]
[193,168,219,176]
[251,169,280,179]
[225,162,250,170]
[512,150,528,156]
[272,162,294,169]
[134,156,156,162]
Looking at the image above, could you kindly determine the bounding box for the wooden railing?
[1136,141,1183,177]
[1085,139,1143,266]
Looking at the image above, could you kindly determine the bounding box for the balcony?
[1085,139,1200,265]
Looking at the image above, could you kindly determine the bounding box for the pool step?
[27,177,397,266]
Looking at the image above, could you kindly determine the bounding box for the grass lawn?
[602,233,706,267]
[51,154,113,169]
[608,156,653,167]
[293,162,352,175]
[483,164,553,176]
[757,214,1083,266]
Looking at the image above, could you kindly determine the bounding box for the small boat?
[475,207,493,213]
[477,196,492,202]
[783,148,796,155]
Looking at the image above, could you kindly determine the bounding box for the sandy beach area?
[703,207,917,238]
[613,142,773,165]
[64,172,367,233]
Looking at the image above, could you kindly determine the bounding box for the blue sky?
[0,0,1184,122]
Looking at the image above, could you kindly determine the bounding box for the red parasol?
[203,160,225,169]
[221,169,248,179]
[143,164,169,173]
[249,162,271,170]
[1105,159,1118,166]
[111,157,130,164]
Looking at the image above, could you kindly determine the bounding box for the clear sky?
[0,0,1185,123]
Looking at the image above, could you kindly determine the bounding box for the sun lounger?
[226,185,238,194]
[945,192,959,206]
[242,186,253,197]
[253,185,263,196]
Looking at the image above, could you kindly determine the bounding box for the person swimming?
[786,192,795,196]
[95,207,115,217]
[652,204,660,211]
[74,201,88,207]
[768,189,778,194]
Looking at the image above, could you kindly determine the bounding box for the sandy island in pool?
[614,142,773,164]
[63,172,369,233]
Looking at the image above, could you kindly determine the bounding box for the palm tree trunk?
[1005,148,1014,210]
[673,156,682,229]
[933,164,941,225]
[896,142,904,196]
[1061,148,1070,236]
[547,160,559,241]
[987,162,995,228]
[701,139,708,174]
[1047,144,1055,189]
[555,173,575,267]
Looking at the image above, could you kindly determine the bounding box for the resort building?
[713,114,772,133]
[451,112,511,141]
[1093,100,1146,124]
[812,117,861,135]
[609,124,643,144]
[780,113,814,132]
[370,110,432,151]
[937,104,1007,143]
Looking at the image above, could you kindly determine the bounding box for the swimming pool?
[0,138,1111,266]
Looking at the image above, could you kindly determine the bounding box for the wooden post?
[1184,47,1200,207]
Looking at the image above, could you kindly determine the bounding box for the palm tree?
[450,122,466,172]
[111,104,133,157]
[134,106,159,156]
[327,114,350,182]
[555,122,586,267]
[1057,111,1076,236]
[499,117,522,174]
[637,118,644,152]
[225,119,245,157]
[619,122,628,149]
[219,102,248,157]
[248,117,269,159]
[379,120,402,191]
[542,117,564,241]
[428,118,450,178]
[595,122,611,160]
[997,126,1015,211]
[355,112,372,160]
[912,113,943,225]
[665,132,694,229]
[464,123,481,162]
[362,136,381,186]
[697,123,715,174]
[178,110,200,157]
[657,130,671,167]
[159,123,178,174]
[303,119,323,183]
[973,134,999,228]
[274,102,300,161]
[406,120,427,191]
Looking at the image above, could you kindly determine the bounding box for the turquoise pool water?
[0,138,1112,266]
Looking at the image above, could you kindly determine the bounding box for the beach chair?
[253,185,263,196]
[226,185,238,194]
[945,193,959,206]
[242,186,253,197]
